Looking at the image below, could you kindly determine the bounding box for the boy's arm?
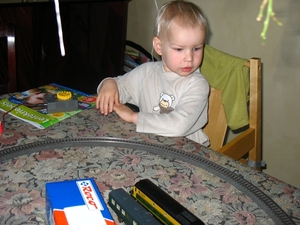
[96,79,120,115]
[113,104,138,124]
[96,64,147,115]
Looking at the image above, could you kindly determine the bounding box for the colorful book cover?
[0,83,96,129]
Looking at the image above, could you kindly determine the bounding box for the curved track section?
[0,137,295,225]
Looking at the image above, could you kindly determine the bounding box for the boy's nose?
[184,51,193,62]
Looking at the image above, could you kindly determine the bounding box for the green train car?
[108,188,161,225]
[131,179,205,225]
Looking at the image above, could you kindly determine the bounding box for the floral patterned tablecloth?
[0,94,299,225]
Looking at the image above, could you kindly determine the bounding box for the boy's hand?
[113,104,138,124]
[96,79,120,115]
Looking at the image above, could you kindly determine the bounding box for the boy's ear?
[153,37,162,56]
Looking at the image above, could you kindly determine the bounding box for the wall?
[127,0,300,189]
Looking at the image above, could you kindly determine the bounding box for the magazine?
[0,83,96,129]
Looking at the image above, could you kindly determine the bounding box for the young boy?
[96,0,210,146]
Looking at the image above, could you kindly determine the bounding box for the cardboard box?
[46,178,116,225]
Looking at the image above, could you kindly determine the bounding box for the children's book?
[0,83,96,129]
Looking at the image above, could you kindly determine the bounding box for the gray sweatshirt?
[97,61,210,146]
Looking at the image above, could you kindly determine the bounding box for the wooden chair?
[0,23,17,94]
[200,45,264,169]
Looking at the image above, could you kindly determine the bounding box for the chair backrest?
[0,23,17,94]
[200,45,262,167]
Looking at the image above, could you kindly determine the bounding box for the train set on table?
[108,179,204,225]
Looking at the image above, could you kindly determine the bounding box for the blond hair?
[154,0,207,38]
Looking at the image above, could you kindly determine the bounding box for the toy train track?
[0,137,295,225]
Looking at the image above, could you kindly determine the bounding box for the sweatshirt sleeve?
[114,65,147,104]
[96,65,146,103]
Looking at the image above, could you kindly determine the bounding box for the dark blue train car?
[108,188,161,225]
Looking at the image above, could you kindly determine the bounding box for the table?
[0,93,299,225]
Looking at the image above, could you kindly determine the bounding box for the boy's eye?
[193,47,201,51]
[173,48,183,51]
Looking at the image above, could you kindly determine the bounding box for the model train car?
[108,188,161,225]
[131,179,205,225]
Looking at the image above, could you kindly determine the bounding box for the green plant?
[256,0,282,44]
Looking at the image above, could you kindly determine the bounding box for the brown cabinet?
[0,0,130,94]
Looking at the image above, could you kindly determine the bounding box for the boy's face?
[153,20,206,77]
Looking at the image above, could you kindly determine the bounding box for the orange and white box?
[46,178,116,225]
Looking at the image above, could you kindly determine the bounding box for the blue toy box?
[46,178,116,225]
